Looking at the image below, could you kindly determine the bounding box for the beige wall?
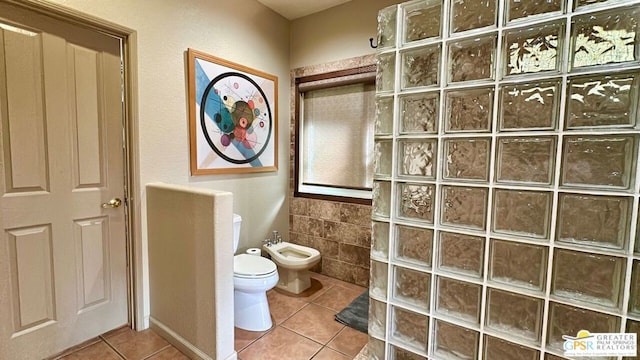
[290,0,403,69]
[288,0,404,286]
[46,0,405,328]
[50,0,290,326]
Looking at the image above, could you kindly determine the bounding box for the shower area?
[369,0,640,359]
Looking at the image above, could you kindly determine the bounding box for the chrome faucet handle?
[272,230,280,244]
[263,238,272,247]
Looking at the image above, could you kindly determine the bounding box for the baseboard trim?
[150,317,237,360]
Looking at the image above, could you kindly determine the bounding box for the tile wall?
[289,56,376,287]
[371,0,640,359]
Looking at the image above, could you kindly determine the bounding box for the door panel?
[0,4,128,358]
[7,225,55,331]
[2,29,48,193]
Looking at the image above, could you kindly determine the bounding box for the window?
[294,65,376,204]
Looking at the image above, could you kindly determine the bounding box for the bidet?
[262,241,321,294]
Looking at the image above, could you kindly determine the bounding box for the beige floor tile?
[238,326,322,360]
[282,303,345,344]
[286,276,334,303]
[327,327,368,357]
[144,346,190,359]
[332,278,367,293]
[312,283,365,312]
[353,344,369,360]
[234,327,269,352]
[312,347,351,360]
[267,289,309,324]
[103,328,169,360]
[309,272,340,286]
[59,341,122,360]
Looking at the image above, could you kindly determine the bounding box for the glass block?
[369,297,387,338]
[552,248,625,309]
[506,0,563,23]
[369,336,386,360]
[393,265,430,311]
[483,335,540,360]
[450,0,497,34]
[489,239,548,291]
[566,72,639,129]
[625,320,640,360]
[398,183,435,223]
[402,45,441,89]
[374,140,393,177]
[574,0,611,8]
[628,260,640,315]
[372,221,390,259]
[375,96,394,135]
[398,139,437,178]
[547,302,621,352]
[504,20,563,76]
[377,52,396,92]
[443,138,491,182]
[545,354,569,360]
[492,189,552,239]
[486,288,544,342]
[637,207,640,254]
[557,193,631,250]
[496,137,556,185]
[370,260,388,299]
[400,92,439,134]
[440,186,488,231]
[392,306,429,353]
[395,225,433,268]
[448,35,496,83]
[437,231,484,278]
[403,0,442,43]
[571,7,639,69]
[444,87,494,133]
[391,345,427,360]
[436,276,481,323]
[373,181,392,218]
[561,135,637,190]
[499,81,559,131]
[377,5,397,49]
[433,319,480,360]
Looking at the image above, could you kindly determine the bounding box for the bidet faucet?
[272,230,282,244]
[263,238,273,247]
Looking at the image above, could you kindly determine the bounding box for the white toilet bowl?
[231,214,279,331]
[233,254,278,331]
[262,241,320,294]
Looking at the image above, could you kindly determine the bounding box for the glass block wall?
[370,0,640,359]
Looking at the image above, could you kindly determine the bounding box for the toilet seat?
[234,254,277,279]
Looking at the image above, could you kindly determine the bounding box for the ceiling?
[256,0,353,20]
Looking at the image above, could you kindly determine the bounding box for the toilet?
[232,214,279,331]
[262,241,320,294]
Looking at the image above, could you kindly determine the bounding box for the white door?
[0,3,128,359]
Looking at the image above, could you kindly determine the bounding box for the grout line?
[100,338,128,360]
[47,338,105,360]
[139,344,172,360]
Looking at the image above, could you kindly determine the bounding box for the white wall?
[50,0,290,326]
[290,0,403,69]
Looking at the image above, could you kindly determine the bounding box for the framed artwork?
[187,48,278,174]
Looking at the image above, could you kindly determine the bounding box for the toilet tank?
[233,213,242,253]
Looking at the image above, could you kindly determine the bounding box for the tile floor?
[51,272,368,360]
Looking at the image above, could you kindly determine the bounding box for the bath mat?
[335,290,369,334]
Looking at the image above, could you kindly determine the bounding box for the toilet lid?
[234,254,277,277]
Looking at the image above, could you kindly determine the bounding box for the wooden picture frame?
[187,48,278,175]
